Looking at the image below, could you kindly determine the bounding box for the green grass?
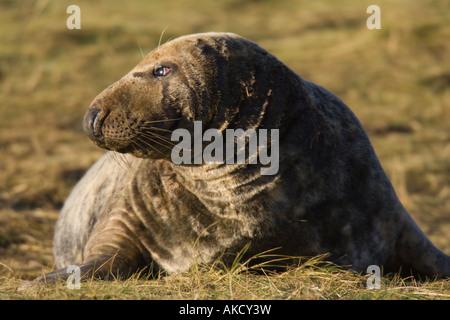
[1,0,449,299]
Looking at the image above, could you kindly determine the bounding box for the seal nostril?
[83,107,103,138]
[92,111,101,135]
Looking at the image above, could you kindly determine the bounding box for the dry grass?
[0,0,449,300]
[2,255,449,300]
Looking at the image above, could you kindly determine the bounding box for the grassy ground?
[0,0,449,299]
[2,258,450,300]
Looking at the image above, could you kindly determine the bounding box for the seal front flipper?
[18,254,151,290]
[18,259,107,289]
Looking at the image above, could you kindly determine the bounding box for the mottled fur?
[34,33,450,284]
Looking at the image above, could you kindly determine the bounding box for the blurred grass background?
[0,0,449,298]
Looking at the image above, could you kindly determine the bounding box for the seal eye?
[153,65,171,78]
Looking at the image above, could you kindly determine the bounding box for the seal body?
[49,32,449,280]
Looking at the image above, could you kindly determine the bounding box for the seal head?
[82,32,281,161]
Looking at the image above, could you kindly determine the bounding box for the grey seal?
[29,32,450,285]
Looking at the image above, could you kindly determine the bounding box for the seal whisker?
[139,132,175,151]
[106,151,123,166]
[107,151,133,172]
[139,129,174,140]
[142,118,181,124]
[118,152,134,171]
[129,140,142,156]
[135,136,167,157]
[137,41,145,59]
[139,126,174,134]
[158,24,171,48]
[140,132,176,147]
